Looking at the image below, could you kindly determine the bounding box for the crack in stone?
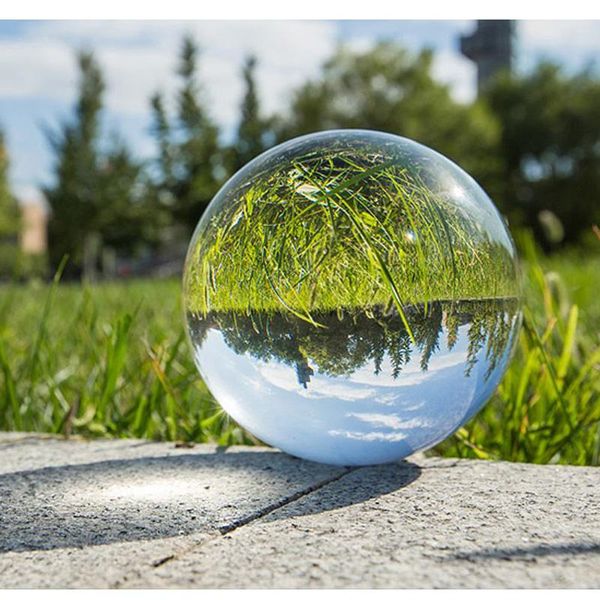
[124,466,359,585]
[216,467,355,536]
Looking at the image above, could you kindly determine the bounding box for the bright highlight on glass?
[183,130,521,466]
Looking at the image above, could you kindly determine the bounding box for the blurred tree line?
[1,35,599,278]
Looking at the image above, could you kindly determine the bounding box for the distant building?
[20,202,47,256]
[460,20,515,94]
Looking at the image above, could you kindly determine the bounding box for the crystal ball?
[183,130,521,466]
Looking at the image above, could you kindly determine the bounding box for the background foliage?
[3,36,595,277]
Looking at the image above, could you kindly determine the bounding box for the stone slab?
[141,456,600,588]
[0,435,346,587]
[0,434,598,588]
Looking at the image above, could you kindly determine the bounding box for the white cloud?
[0,20,337,130]
[519,21,600,72]
[520,20,600,53]
[327,429,409,442]
[343,36,377,54]
[0,39,74,101]
[345,412,432,430]
[432,49,476,103]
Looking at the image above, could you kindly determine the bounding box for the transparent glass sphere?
[183,130,521,466]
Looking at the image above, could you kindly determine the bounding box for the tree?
[275,42,502,196]
[0,128,21,278]
[484,62,600,247]
[95,140,159,255]
[231,55,271,171]
[44,51,152,276]
[44,51,104,275]
[150,36,224,233]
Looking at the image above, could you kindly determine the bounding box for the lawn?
[1,243,599,465]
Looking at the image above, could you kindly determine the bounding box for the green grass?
[1,243,599,465]
[0,276,252,445]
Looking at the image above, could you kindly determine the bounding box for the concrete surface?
[0,434,598,588]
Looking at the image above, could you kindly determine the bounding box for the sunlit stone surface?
[183,130,521,465]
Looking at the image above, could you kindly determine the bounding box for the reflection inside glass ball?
[183,130,521,466]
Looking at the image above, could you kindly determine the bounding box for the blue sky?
[0,20,598,204]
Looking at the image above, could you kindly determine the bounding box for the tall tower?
[460,20,515,94]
